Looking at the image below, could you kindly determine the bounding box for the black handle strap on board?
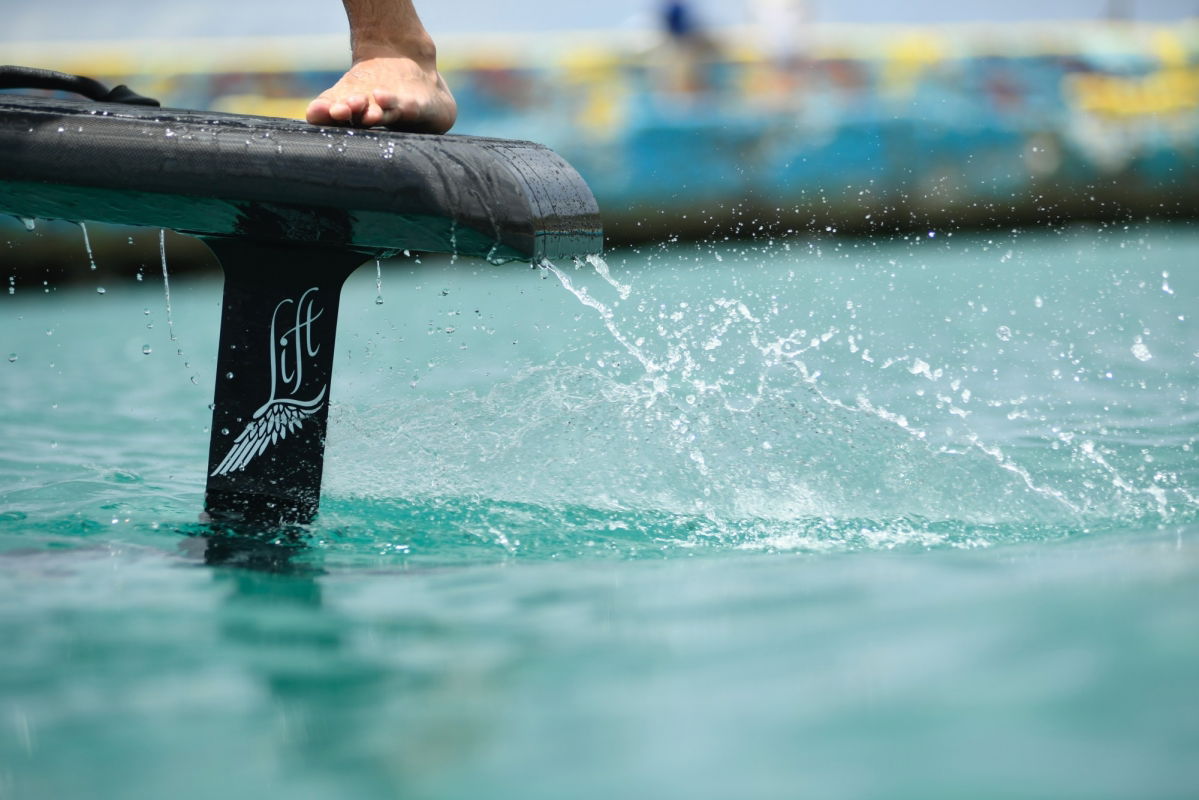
[0,89,600,528]
[0,65,160,106]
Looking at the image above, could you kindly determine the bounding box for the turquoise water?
[2,224,1197,798]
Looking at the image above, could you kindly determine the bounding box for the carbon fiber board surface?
[0,94,602,262]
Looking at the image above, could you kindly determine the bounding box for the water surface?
[2,224,1197,798]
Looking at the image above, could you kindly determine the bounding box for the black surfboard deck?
[0,94,601,262]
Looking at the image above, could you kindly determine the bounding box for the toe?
[328,100,353,122]
[361,102,385,128]
[372,89,399,110]
[305,98,333,125]
[373,92,412,129]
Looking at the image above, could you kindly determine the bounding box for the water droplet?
[158,229,183,356]
[96,286,106,294]
[142,345,152,355]
[1131,338,1152,362]
[996,326,1012,342]
[220,427,229,435]
[80,222,97,270]
[18,217,35,232]
[7,353,16,363]
[226,371,235,379]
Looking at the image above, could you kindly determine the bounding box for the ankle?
[350,32,438,67]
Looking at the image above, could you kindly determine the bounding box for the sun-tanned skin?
[306,0,457,133]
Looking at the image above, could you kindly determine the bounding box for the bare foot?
[306,52,457,134]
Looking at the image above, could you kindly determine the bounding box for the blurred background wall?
[3,0,1195,38]
[2,0,1198,275]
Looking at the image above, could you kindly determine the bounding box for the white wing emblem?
[210,287,330,478]
[210,388,327,477]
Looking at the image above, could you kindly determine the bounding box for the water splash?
[78,222,98,271]
[540,258,662,377]
[1131,337,1152,362]
[158,230,177,344]
[1075,438,1170,517]
[157,230,198,384]
[966,434,1081,514]
[326,229,1195,556]
[583,253,630,300]
[537,238,1189,527]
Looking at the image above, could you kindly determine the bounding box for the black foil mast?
[201,240,365,525]
[0,91,602,526]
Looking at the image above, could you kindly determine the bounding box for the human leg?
[306,0,457,133]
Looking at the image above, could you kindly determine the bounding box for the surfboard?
[0,83,602,525]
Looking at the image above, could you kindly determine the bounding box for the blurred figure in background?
[305,0,457,133]
[657,0,720,94]
[750,0,811,101]
[663,0,702,41]
[752,0,810,70]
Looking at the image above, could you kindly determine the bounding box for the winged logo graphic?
[211,287,328,477]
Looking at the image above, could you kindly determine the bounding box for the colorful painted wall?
[6,21,1199,241]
